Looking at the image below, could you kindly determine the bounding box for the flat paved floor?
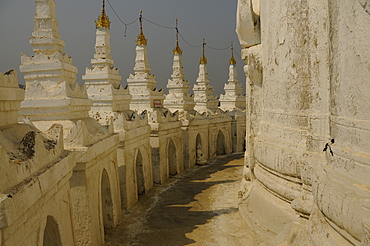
[105,153,259,246]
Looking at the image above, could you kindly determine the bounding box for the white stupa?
[163,19,195,114]
[193,39,219,114]
[219,43,246,111]
[127,10,165,113]
[19,0,91,121]
[83,0,131,123]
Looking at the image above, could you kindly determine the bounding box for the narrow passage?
[105,153,258,246]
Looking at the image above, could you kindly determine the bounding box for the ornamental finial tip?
[230,41,236,65]
[200,38,207,64]
[173,18,182,55]
[95,0,111,29]
[137,9,147,45]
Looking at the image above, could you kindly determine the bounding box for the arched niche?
[43,216,62,246]
[168,138,177,176]
[196,134,207,165]
[216,130,226,156]
[242,129,246,152]
[101,168,114,229]
[136,149,145,195]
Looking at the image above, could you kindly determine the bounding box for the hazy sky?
[0,0,244,95]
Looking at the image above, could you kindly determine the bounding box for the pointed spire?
[230,41,236,65]
[200,38,207,64]
[220,40,245,111]
[95,0,111,29]
[136,10,147,45]
[173,19,183,55]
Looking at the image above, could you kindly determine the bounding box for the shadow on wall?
[216,130,226,155]
[43,216,62,246]
[101,169,114,229]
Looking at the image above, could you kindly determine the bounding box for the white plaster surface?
[127,44,164,112]
[164,52,195,113]
[193,63,219,114]
[220,63,246,111]
[238,0,370,245]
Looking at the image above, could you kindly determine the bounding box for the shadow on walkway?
[105,153,244,246]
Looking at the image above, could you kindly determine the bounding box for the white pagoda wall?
[310,1,370,244]
[238,0,370,244]
[149,111,184,184]
[231,111,246,153]
[69,134,121,246]
[208,114,233,159]
[114,112,153,209]
[183,118,210,168]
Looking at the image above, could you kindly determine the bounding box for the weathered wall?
[310,1,370,244]
[149,110,184,184]
[208,114,233,159]
[69,137,121,245]
[115,112,153,209]
[186,118,210,167]
[238,0,370,244]
[0,70,76,246]
[230,111,246,153]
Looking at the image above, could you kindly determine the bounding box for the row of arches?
[190,130,228,167]
[41,130,228,245]
[196,130,227,160]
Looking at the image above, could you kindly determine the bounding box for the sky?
[0,0,245,96]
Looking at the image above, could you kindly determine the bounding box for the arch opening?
[242,130,246,152]
[196,134,207,165]
[136,149,145,195]
[216,130,226,155]
[43,216,62,246]
[168,139,177,176]
[101,169,114,229]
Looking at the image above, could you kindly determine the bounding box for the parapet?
[0,69,25,127]
[148,108,179,123]
[114,110,149,131]
[0,122,66,193]
[64,117,114,148]
[0,69,19,88]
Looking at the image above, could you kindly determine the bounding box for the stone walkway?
[105,153,259,246]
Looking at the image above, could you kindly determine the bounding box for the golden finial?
[95,0,111,29]
[200,38,207,64]
[136,10,147,45]
[230,41,236,65]
[173,19,183,55]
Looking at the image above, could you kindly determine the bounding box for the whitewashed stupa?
[83,0,131,124]
[127,10,165,112]
[219,43,246,111]
[193,39,219,114]
[163,20,195,114]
